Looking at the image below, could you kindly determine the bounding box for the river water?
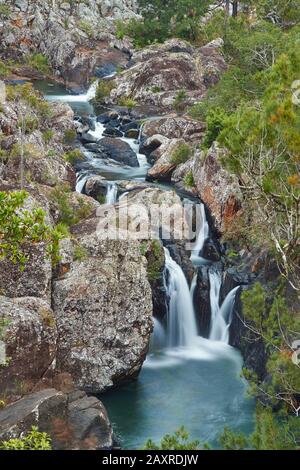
[37,79,255,450]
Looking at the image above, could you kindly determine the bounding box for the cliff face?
[0,0,139,88]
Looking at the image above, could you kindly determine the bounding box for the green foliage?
[116,1,211,47]
[219,406,300,450]
[144,426,200,450]
[94,80,115,104]
[0,190,50,268]
[0,426,52,450]
[63,148,84,165]
[78,20,94,38]
[97,194,106,205]
[171,143,192,165]
[173,90,188,113]
[73,243,89,262]
[117,97,137,109]
[63,129,77,145]
[25,53,50,75]
[183,170,195,188]
[0,60,9,78]
[219,426,248,450]
[0,5,11,18]
[141,240,164,282]
[202,107,227,149]
[50,184,93,227]
[6,83,52,119]
[42,129,54,144]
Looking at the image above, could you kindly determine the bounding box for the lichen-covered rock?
[0,1,139,88]
[111,38,227,112]
[52,221,153,393]
[0,296,57,395]
[142,116,206,141]
[171,144,242,233]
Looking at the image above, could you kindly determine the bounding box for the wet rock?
[83,175,108,200]
[99,137,139,167]
[193,266,211,338]
[96,114,111,124]
[103,127,123,138]
[202,239,221,262]
[146,138,184,182]
[120,121,139,133]
[0,388,113,450]
[125,129,139,139]
[80,133,99,144]
[139,134,169,157]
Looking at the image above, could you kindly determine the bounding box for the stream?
[37,78,255,450]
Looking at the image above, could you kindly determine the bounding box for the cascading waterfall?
[163,248,198,348]
[190,203,209,264]
[46,80,99,103]
[208,269,240,344]
[105,183,117,205]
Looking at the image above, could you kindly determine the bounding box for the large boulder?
[111,38,227,112]
[142,116,206,142]
[99,137,139,167]
[52,220,153,393]
[0,297,57,395]
[0,388,113,450]
[192,145,242,233]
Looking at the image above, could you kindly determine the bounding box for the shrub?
[184,170,195,188]
[63,148,84,165]
[0,190,50,268]
[94,80,115,104]
[117,97,137,109]
[0,60,8,78]
[0,426,52,450]
[173,90,188,113]
[202,107,227,149]
[78,20,94,38]
[42,130,55,144]
[25,53,50,75]
[144,427,200,450]
[0,5,11,18]
[171,143,192,165]
[63,129,77,145]
[73,244,89,261]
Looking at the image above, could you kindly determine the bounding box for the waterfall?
[163,248,198,348]
[46,80,99,103]
[150,318,166,352]
[105,183,117,205]
[208,269,239,344]
[190,203,209,262]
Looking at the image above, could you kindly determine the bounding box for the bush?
[63,129,77,145]
[42,130,55,144]
[171,143,192,165]
[78,20,94,38]
[144,427,200,450]
[0,60,8,78]
[202,107,227,149]
[25,53,50,75]
[117,97,137,109]
[63,148,84,165]
[184,170,195,188]
[0,5,11,18]
[94,80,115,104]
[0,426,52,450]
[173,90,188,113]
